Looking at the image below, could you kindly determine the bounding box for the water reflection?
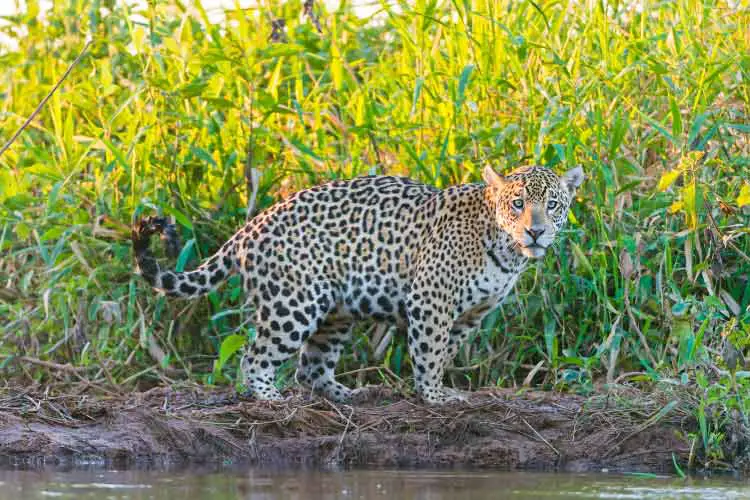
[0,468,747,500]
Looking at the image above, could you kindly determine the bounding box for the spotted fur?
[133,165,584,404]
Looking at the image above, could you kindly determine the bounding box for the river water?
[0,468,748,499]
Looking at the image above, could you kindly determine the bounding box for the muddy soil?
[0,386,692,472]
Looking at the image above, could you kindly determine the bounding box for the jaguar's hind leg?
[240,279,335,400]
[295,315,354,402]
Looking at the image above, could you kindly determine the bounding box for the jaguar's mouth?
[520,243,547,259]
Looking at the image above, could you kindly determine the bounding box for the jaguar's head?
[484,164,584,259]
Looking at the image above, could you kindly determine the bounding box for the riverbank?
[0,385,696,473]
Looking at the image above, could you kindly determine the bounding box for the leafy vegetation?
[1,0,748,471]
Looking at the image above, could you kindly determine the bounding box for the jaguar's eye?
[512,199,524,210]
[547,200,558,210]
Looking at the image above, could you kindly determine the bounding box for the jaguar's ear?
[483,165,507,190]
[561,166,585,193]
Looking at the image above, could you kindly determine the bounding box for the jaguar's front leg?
[405,293,460,405]
[443,302,495,370]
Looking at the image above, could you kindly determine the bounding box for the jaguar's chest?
[479,249,524,298]
[455,248,526,318]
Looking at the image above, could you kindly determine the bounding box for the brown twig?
[335,365,404,383]
[324,399,357,449]
[93,349,122,394]
[0,40,92,158]
[368,131,385,174]
[447,353,545,373]
[613,371,648,384]
[623,278,658,368]
[304,0,323,33]
[0,355,88,373]
[521,415,560,456]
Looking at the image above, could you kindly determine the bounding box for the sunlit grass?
[0,0,748,469]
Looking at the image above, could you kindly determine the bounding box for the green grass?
[1,0,749,471]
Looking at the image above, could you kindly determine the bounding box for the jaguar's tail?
[132,216,238,298]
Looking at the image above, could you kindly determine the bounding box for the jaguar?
[133,165,584,404]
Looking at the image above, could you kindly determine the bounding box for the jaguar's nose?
[525,227,545,241]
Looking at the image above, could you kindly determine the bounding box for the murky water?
[0,468,747,499]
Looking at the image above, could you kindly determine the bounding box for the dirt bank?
[0,386,692,472]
